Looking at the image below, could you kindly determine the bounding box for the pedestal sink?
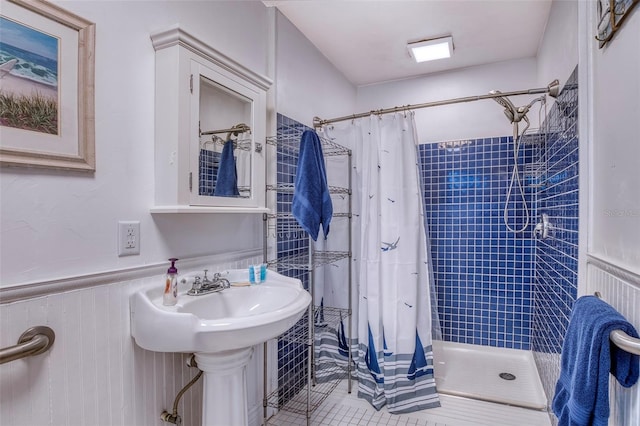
[130,269,311,426]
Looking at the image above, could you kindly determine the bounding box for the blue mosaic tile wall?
[419,137,539,349]
[531,68,579,403]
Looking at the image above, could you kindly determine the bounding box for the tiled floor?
[267,380,552,426]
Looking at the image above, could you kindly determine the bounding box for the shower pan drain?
[499,372,516,381]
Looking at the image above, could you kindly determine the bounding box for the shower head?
[489,91,547,124]
[489,90,517,123]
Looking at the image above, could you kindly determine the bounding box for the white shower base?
[433,340,548,410]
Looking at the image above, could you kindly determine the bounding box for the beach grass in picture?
[0,16,59,134]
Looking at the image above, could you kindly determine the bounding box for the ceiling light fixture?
[408,36,454,63]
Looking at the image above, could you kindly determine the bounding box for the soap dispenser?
[163,258,179,306]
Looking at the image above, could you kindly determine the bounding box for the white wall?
[274,10,357,128]
[589,7,640,274]
[581,7,640,419]
[0,1,270,287]
[537,0,579,91]
[356,58,540,144]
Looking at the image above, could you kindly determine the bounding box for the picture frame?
[0,0,95,171]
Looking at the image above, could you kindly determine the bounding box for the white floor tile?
[266,379,552,426]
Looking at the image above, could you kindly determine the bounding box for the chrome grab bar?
[594,292,640,356]
[0,326,55,365]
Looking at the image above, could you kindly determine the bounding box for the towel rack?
[594,292,640,356]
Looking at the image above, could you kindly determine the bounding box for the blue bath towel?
[292,130,332,241]
[213,140,240,197]
[552,295,639,426]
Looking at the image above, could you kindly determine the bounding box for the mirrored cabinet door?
[190,62,257,207]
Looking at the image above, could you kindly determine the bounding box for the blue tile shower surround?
[531,68,579,404]
[419,137,538,349]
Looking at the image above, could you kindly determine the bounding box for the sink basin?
[130,269,311,354]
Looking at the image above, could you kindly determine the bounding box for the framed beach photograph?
[0,0,95,171]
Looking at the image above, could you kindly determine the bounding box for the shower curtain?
[323,112,440,413]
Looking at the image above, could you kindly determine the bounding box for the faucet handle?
[192,276,202,290]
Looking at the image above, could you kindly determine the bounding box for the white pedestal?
[195,348,254,426]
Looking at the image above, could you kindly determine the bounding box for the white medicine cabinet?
[150,25,271,213]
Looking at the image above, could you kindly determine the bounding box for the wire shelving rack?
[262,128,352,425]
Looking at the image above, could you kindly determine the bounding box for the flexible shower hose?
[503,119,531,234]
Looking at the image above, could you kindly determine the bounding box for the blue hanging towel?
[552,295,639,426]
[292,130,332,241]
[213,140,240,197]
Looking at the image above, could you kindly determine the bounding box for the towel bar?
[594,292,640,356]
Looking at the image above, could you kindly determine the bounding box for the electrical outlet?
[118,221,140,256]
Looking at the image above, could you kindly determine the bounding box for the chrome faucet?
[185,270,230,296]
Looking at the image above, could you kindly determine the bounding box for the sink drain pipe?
[161,354,203,425]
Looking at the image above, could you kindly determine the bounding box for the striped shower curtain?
[323,112,440,413]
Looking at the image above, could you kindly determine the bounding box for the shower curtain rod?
[313,79,560,128]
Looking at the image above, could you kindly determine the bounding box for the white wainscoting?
[586,256,640,426]
[0,250,266,426]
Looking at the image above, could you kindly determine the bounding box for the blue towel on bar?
[213,140,239,197]
[292,130,332,241]
[552,295,639,426]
